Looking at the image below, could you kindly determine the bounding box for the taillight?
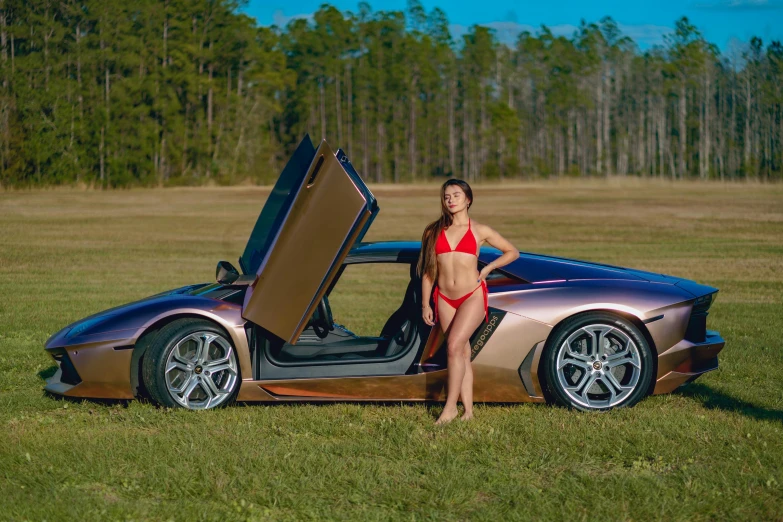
[684,292,717,343]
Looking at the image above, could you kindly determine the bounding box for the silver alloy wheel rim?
[555,323,642,409]
[164,331,239,409]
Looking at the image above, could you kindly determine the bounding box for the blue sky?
[241,0,783,54]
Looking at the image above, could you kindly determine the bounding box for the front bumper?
[44,328,140,399]
[653,329,725,394]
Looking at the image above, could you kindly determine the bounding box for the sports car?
[43,135,725,411]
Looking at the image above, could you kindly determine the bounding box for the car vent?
[204,289,236,300]
[684,292,717,344]
[50,348,82,385]
[220,288,246,305]
[201,288,246,305]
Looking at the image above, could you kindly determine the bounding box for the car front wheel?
[541,311,653,411]
[142,318,240,410]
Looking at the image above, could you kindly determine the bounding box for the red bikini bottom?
[432,280,488,324]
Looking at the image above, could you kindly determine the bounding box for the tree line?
[0,0,781,187]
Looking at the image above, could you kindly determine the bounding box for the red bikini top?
[435,218,477,256]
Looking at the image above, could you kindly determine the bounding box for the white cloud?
[272,9,314,27]
[724,37,750,68]
[617,23,674,47]
[449,21,672,49]
[263,10,675,50]
[449,22,575,46]
[690,0,783,9]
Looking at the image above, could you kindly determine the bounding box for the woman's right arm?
[421,272,432,306]
[419,227,435,326]
[421,272,435,326]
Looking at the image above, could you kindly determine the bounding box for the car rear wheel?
[142,318,240,410]
[541,312,653,411]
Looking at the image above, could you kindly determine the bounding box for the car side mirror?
[216,261,240,284]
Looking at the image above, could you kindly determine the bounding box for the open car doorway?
[251,261,432,380]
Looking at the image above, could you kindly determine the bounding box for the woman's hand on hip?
[478,264,493,282]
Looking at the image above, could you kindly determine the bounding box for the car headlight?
[65,317,106,339]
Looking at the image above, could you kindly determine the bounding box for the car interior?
[249,261,432,380]
[267,262,425,361]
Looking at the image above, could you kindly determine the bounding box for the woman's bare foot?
[435,406,459,425]
[460,411,473,421]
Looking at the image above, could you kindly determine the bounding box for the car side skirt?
[236,304,552,403]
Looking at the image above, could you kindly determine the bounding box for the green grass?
[1,180,782,521]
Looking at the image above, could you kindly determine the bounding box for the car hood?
[46,283,213,344]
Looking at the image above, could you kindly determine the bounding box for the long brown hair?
[416,178,474,283]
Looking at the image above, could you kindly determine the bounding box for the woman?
[416,179,520,424]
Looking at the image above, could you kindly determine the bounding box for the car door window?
[327,263,412,338]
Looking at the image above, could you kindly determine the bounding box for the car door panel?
[242,138,378,344]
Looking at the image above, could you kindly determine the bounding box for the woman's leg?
[460,281,488,420]
[435,287,486,424]
[459,341,474,420]
[434,293,460,424]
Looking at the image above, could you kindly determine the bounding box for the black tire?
[541,311,653,412]
[141,318,241,410]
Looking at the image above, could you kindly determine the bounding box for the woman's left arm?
[477,223,520,282]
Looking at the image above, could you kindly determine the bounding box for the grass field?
[1,179,782,521]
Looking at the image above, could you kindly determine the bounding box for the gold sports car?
[43,135,725,411]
